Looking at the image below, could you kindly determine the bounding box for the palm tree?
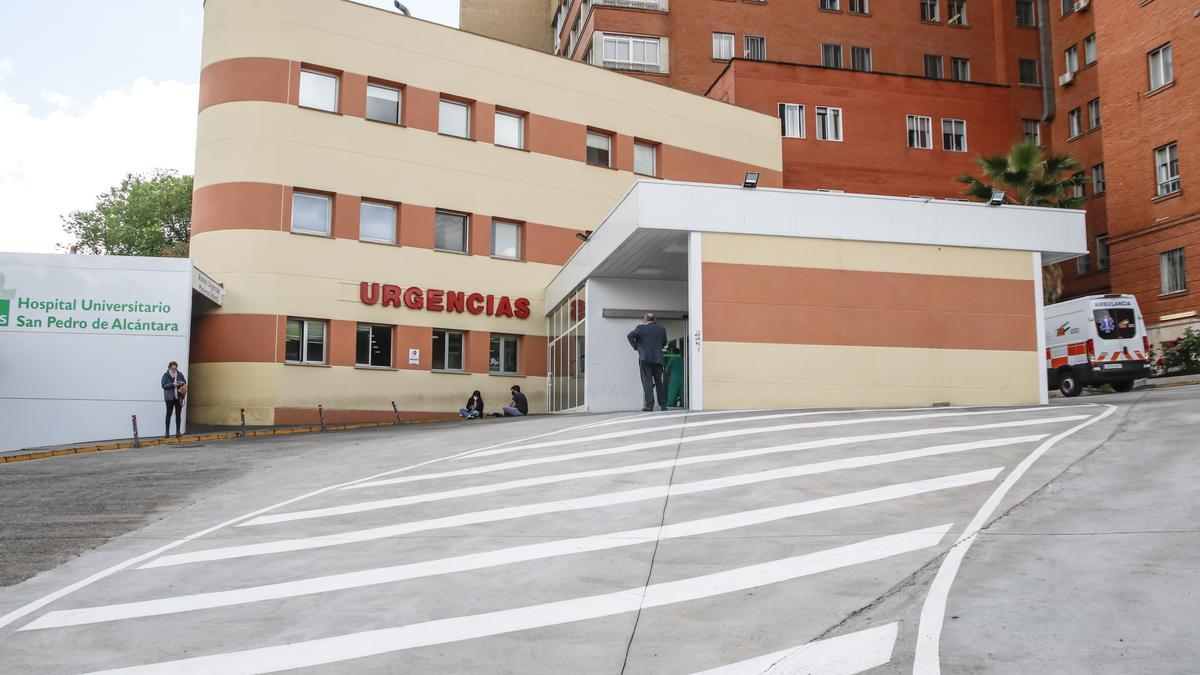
[956,140,1089,303]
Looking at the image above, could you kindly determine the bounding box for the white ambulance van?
[1045,294,1151,397]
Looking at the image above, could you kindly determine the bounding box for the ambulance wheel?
[1058,370,1083,397]
[1112,379,1135,393]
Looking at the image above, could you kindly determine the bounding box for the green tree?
[60,170,193,257]
[956,140,1089,303]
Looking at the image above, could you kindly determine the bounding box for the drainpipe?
[1036,0,1056,121]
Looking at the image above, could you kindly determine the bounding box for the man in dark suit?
[627,312,669,411]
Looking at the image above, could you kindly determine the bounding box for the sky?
[0,0,460,254]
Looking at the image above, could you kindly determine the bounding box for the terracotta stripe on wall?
[192,182,286,234]
[702,262,1036,352]
[199,57,293,111]
[191,313,279,363]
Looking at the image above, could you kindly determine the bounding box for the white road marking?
[26,471,999,630]
[87,526,952,674]
[912,405,1117,675]
[244,434,1042,527]
[692,623,899,675]
[347,409,1084,491]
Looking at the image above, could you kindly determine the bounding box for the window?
[921,0,939,22]
[356,324,393,368]
[1023,119,1041,144]
[713,32,734,60]
[602,34,661,70]
[1016,0,1036,27]
[1093,163,1106,194]
[851,46,873,72]
[1156,143,1180,196]
[366,84,400,124]
[586,131,612,167]
[1019,58,1039,85]
[850,0,869,13]
[492,219,521,259]
[439,99,471,138]
[1096,235,1110,271]
[744,35,767,61]
[634,141,657,176]
[815,107,843,141]
[432,329,464,371]
[291,191,331,236]
[1068,108,1083,138]
[494,111,525,149]
[1093,307,1137,339]
[298,69,338,113]
[1060,0,1073,16]
[942,118,967,152]
[359,201,396,244]
[490,334,519,375]
[1083,34,1097,65]
[1072,171,1086,199]
[779,103,804,138]
[951,57,971,81]
[924,54,944,79]
[907,115,933,149]
[820,0,840,10]
[948,0,967,25]
[1087,98,1101,129]
[1161,248,1187,294]
[1064,45,1079,74]
[435,210,469,252]
[285,318,326,364]
[1148,44,1173,91]
[822,44,843,68]
[1077,252,1090,275]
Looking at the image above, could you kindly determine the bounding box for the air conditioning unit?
[1059,71,1076,87]
[1074,0,1090,11]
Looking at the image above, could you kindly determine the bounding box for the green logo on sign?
[0,272,14,327]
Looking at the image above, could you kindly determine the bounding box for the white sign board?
[0,253,194,452]
[408,348,420,365]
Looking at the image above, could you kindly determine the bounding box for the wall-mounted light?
[988,190,1006,206]
[575,231,592,242]
[743,172,760,189]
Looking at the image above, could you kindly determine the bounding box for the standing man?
[161,361,187,439]
[627,312,668,411]
[503,385,529,417]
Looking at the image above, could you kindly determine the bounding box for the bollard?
[391,401,401,426]
[131,415,141,448]
[318,404,326,431]
[239,408,246,439]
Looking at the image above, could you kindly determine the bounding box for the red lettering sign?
[360,282,530,320]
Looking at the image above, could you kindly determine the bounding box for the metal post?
[131,415,141,448]
[239,408,246,439]
[318,404,326,431]
[391,401,401,425]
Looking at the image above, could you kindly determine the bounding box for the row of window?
[1066,144,1179,202]
[1076,235,1109,276]
[713,35,974,82]
[818,0,969,24]
[286,318,523,374]
[1065,98,1101,138]
[1077,242,1187,300]
[777,105,970,151]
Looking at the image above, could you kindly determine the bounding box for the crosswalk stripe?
[87,526,952,675]
[691,623,898,675]
[26,471,997,630]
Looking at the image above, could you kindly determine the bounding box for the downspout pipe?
[1036,0,1056,121]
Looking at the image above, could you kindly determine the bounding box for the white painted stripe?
[912,405,1117,675]
[28,471,998,630]
[244,434,1041,527]
[692,623,899,675]
[89,526,951,675]
[347,409,1085,491]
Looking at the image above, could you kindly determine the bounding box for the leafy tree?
[60,170,193,257]
[956,140,1089,303]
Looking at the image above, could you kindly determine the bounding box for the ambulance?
[1045,294,1151,397]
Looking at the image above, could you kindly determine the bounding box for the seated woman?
[459,390,484,419]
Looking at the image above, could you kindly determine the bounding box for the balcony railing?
[600,59,665,73]
[594,0,668,10]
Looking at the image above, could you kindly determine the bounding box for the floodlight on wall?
[988,190,1006,206]
[743,172,760,189]
[393,2,411,16]
[575,230,592,242]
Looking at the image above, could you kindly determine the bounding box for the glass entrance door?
[662,320,687,409]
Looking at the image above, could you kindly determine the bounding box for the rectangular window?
[1093,307,1137,339]
[356,324,393,368]
[1016,0,1036,27]
[435,210,469,252]
[1148,44,1174,91]
[586,131,612,167]
[1083,34,1097,65]
[1072,171,1086,199]
[291,191,331,236]
[602,34,661,70]
[1096,235,1109,271]
[1093,163,1106,193]
[1022,119,1041,144]
[1068,108,1083,138]
[1065,45,1079,74]
[1077,252,1090,276]
[1161,248,1187,294]
[365,84,400,124]
[634,141,657,176]
[942,118,967,152]
[921,0,939,22]
[951,57,971,82]
[285,318,326,364]
[1087,98,1101,129]
[850,0,869,13]
[948,0,967,25]
[432,329,465,371]
[1156,142,1180,196]
[359,201,396,244]
[778,103,804,138]
[924,54,944,79]
[815,107,843,141]
[489,334,520,375]
[713,32,734,60]
[820,0,840,10]
[492,219,521,259]
[851,46,872,72]
[907,114,933,149]
[439,99,471,138]
[494,111,525,149]
[1060,0,1073,16]
[744,35,767,61]
[299,69,338,113]
[822,44,843,69]
[1019,58,1039,85]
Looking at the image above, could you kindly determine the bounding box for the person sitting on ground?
[460,390,485,419]
[502,385,529,417]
